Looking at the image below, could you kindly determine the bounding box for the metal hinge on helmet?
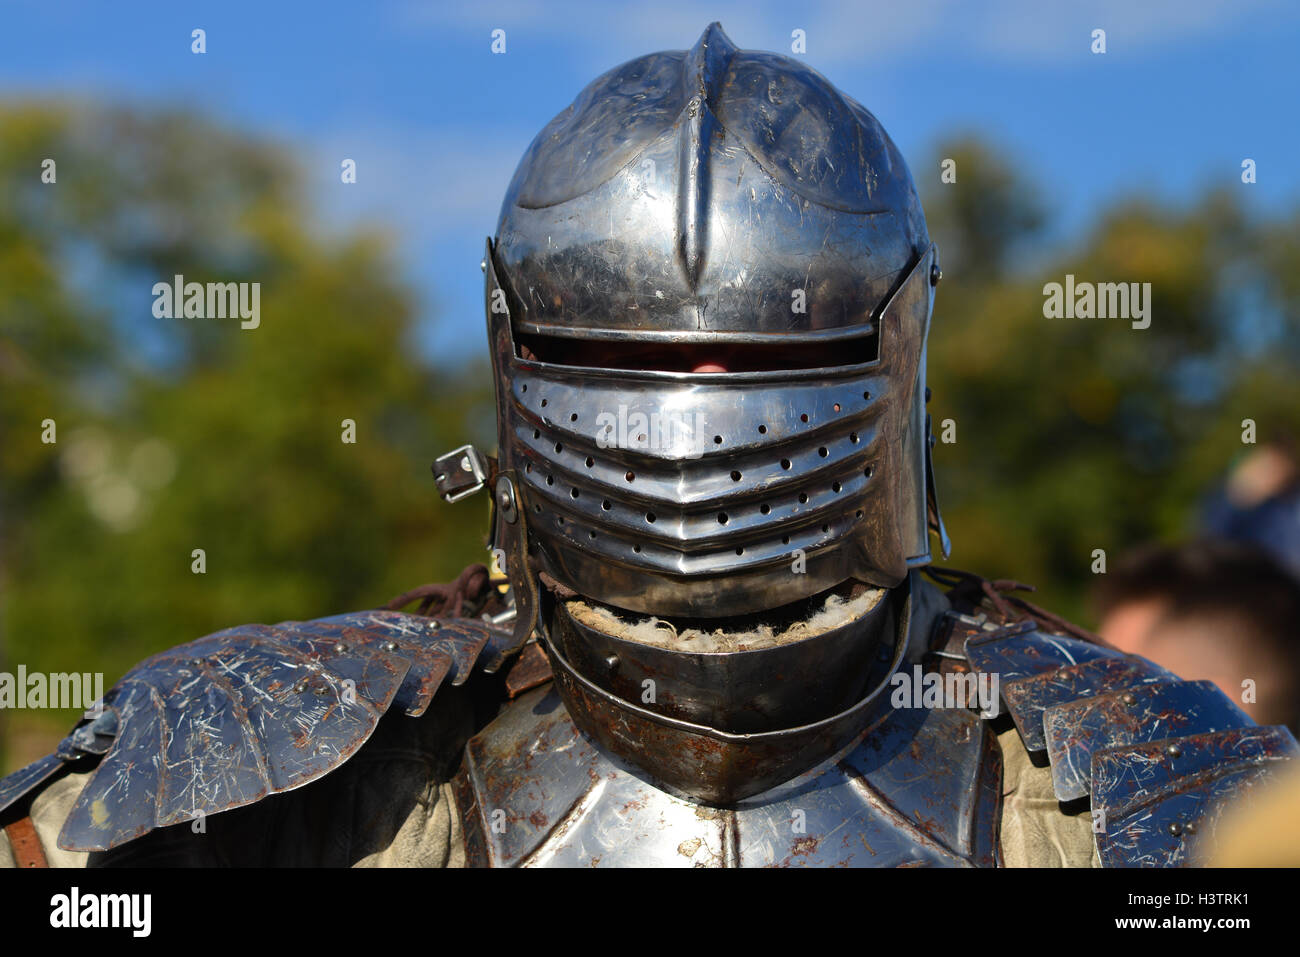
[432,444,491,503]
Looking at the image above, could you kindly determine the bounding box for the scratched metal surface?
[540,583,909,805]
[1043,679,1254,803]
[964,626,1120,718]
[487,24,940,619]
[551,594,891,733]
[1091,725,1299,867]
[41,611,499,852]
[839,701,1002,866]
[1001,656,1176,753]
[460,685,1000,867]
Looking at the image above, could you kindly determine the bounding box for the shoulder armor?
[0,611,506,852]
[1090,724,1296,867]
[964,619,1299,867]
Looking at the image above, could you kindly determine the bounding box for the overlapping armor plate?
[0,612,502,852]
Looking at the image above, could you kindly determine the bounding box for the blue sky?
[2,0,1297,361]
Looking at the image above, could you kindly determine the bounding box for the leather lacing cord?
[383,562,554,699]
[380,561,1106,641]
[923,565,1113,649]
[383,563,509,620]
[382,563,1107,652]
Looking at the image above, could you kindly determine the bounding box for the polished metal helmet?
[481,22,947,630]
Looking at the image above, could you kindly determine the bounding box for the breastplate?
[452,683,1001,867]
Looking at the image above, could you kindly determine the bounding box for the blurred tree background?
[0,104,496,771]
[924,140,1300,622]
[1,110,1298,772]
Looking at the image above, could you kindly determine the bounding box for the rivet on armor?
[1165,743,1182,759]
[497,475,519,525]
[1121,692,1138,706]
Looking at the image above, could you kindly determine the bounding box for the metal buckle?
[942,609,998,631]
[433,444,488,503]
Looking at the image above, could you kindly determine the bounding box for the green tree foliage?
[923,139,1300,622]
[0,106,495,769]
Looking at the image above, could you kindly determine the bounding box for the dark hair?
[1095,540,1300,621]
[1093,539,1300,728]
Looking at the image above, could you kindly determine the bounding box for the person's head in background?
[1201,439,1300,577]
[1093,540,1300,732]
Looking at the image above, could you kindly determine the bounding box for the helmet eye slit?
[513,330,878,372]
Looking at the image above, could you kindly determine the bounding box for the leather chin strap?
[482,467,541,673]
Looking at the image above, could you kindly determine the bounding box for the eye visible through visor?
[515,325,879,373]
[505,245,932,374]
